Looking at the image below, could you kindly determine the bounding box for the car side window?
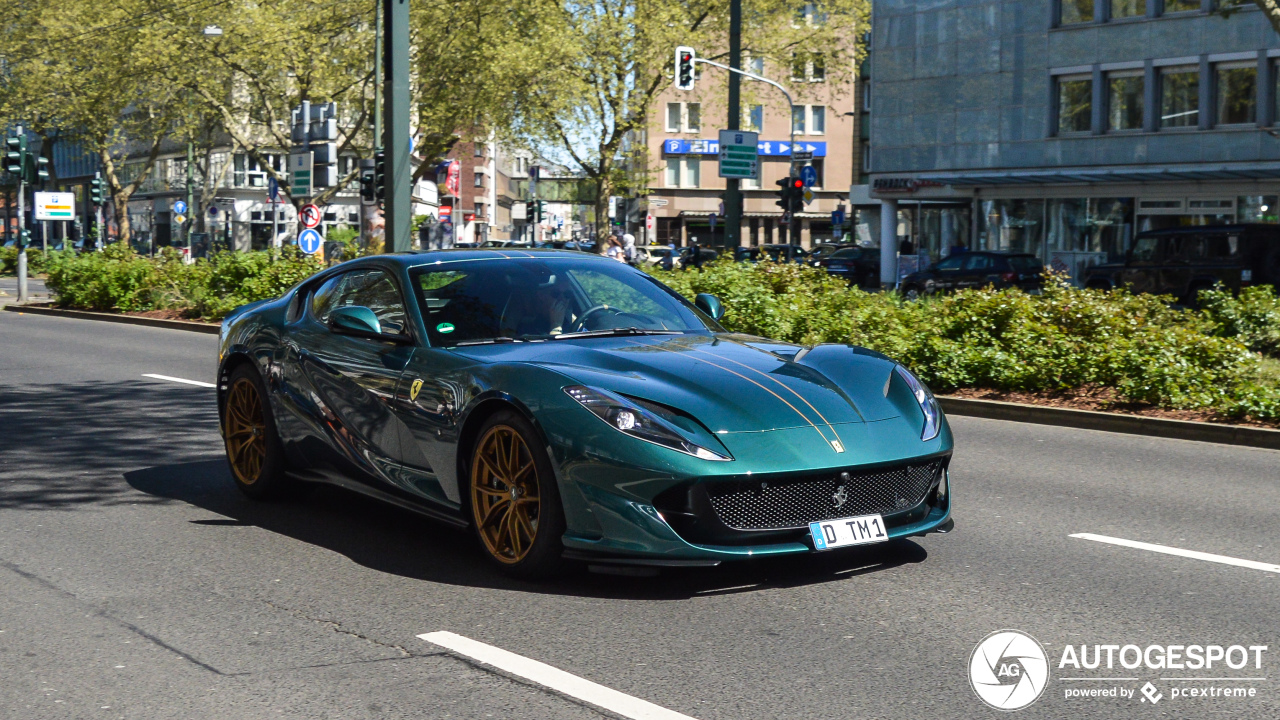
[962,255,991,271]
[933,255,964,271]
[310,273,350,323]
[334,270,409,334]
[1131,237,1159,262]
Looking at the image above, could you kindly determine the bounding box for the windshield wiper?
[454,337,525,346]
[553,327,684,340]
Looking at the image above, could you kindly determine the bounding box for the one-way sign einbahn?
[664,139,826,157]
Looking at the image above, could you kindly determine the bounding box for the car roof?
[347,248,603,270]
[1136,224,1272,237]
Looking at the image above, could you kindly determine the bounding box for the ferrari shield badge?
[409,378,424,402]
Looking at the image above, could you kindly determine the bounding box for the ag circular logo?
[969,630,1050,711]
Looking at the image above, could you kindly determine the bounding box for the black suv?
[900,251,1044,297]
[1082,225,1280,304]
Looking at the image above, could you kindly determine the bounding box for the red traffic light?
[792,178,803,189]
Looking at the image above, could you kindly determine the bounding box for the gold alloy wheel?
[225,377,268,485]
[470,425,541,565]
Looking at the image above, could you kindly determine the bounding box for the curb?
[4,303,220,334]
[937,396,1280,451]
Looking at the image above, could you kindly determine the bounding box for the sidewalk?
[0,276,49,307]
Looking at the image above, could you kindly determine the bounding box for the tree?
[0,0,192,244]
[1254,0,1280,35]
[514,0,870,246]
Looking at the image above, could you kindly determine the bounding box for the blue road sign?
[832,208,845,225]
[298,228,323,255]
[172,200,187,215]
[268,177,279,201]
[800,165,817,188]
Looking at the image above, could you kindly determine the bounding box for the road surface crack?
[262,600,414,657]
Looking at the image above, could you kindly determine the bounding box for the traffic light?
[535,200,545,223]
[31,154,49,184]
[774,176,793,212]
[373,147,386,202]
[89,176,105,205]
[674,46,696,90]
[16,228,31,248]
[525,200,536,223]
[359,164,376,204]
[788,175,804,213]
[5,132,25,177]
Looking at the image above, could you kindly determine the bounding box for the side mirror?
[329,305,383,336]
[695,293,725,321]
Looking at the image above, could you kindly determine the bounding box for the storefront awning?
[918,161,1280,187]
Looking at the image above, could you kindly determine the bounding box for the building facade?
[868,0,1280,278]
[646,54,865,250]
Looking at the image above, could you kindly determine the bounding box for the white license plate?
[809,514,888,551]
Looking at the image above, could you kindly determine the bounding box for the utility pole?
[374,0,382,144]
[186,142,195,257]
[382,0,410,252]
[724,0,742,249]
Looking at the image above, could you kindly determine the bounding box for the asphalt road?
[2,309,1278,719]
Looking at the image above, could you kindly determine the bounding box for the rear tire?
[467,410,567,579]
[222,364,294,500]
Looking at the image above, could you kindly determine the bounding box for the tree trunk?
[1255,0,1280,35]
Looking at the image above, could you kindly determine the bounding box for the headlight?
[564,386,732,461]
[895,366,941,441]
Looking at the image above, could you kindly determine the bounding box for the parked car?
[814,246,882,288]
[900,252,1044,298]
[807,242,858,263]
[679,246,719,268]
[1081,224,1280,305]
[635,245,676,266]
[733,244,809,263]
[481,239,534,249]
[536,240,586,251]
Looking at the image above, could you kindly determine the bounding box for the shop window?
[1238,195,1279,223]
[1057,76,1092,134]
[1059,0,1093,25]
[1216,63,1257,126]
[1160,67,1199,128]
[1110,0,1144,18]
[1108,72,1143,131]
[810,106,826,134]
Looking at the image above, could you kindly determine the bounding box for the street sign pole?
[186,142,195,258]
[15,168,25,305]
[382,0,411,253]
[723,0,742,250]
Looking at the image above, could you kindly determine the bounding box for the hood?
[453,333,904,433]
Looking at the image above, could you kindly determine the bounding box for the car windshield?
[411,257,720,346]
[1008,256,1041,272]
[830,248,863,259]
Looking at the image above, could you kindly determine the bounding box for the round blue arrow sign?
[172,200,187,215]
[298,228,323,255]
[799,165,817,188]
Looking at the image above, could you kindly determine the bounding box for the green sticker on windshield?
[436,322,455,334]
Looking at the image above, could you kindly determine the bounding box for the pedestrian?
[623,231,636,265]
[606,236,623,262]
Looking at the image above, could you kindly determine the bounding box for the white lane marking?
[418,631,697,720]
[1070,533,1280,574]
[141,373,216,388]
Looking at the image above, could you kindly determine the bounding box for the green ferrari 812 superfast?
[217,249,952,577]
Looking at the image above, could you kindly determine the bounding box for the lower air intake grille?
[706,461,943,531]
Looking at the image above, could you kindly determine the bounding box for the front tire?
[222,364,293,500]
[468,410,567,579]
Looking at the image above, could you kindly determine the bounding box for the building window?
[742,174,760,190]
[683,157,700,188]
[810,106,826,134]
[1217,63,1257,125]
[665,157,680,187]
[474,172,484,187]
[1160,66,1199,128]
[666,103,681,132]
[748,104,764,132]
[861,142,871,173]
[1108,72,1143,131]
[862,82,872,111]
[1110,0,1144,18]
[685,102,701,132]
[790,53,824,82]
[749,56,764,75]
[811,55,825,82]
[474,144,485,157]
[792,105,805,134]
[1057,75,1093,134]
[1059,0,1093,24]
[1163,0,1198,11]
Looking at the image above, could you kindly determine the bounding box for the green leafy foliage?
[650,258,1280,422]
[45,244,322,319]
[1198,285,1280,356]
[0,246,59,276]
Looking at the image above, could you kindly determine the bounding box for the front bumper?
[560,465,953,566]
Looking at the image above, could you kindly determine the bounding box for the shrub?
[0,245,56,275]
[649,258,1280,423]
[1198,285,1280,356]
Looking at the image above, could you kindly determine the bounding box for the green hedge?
[650,258,1280,422]
[0,245,53,275]
[45,244,323,319]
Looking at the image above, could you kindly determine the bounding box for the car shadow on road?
[125,459,929,600]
